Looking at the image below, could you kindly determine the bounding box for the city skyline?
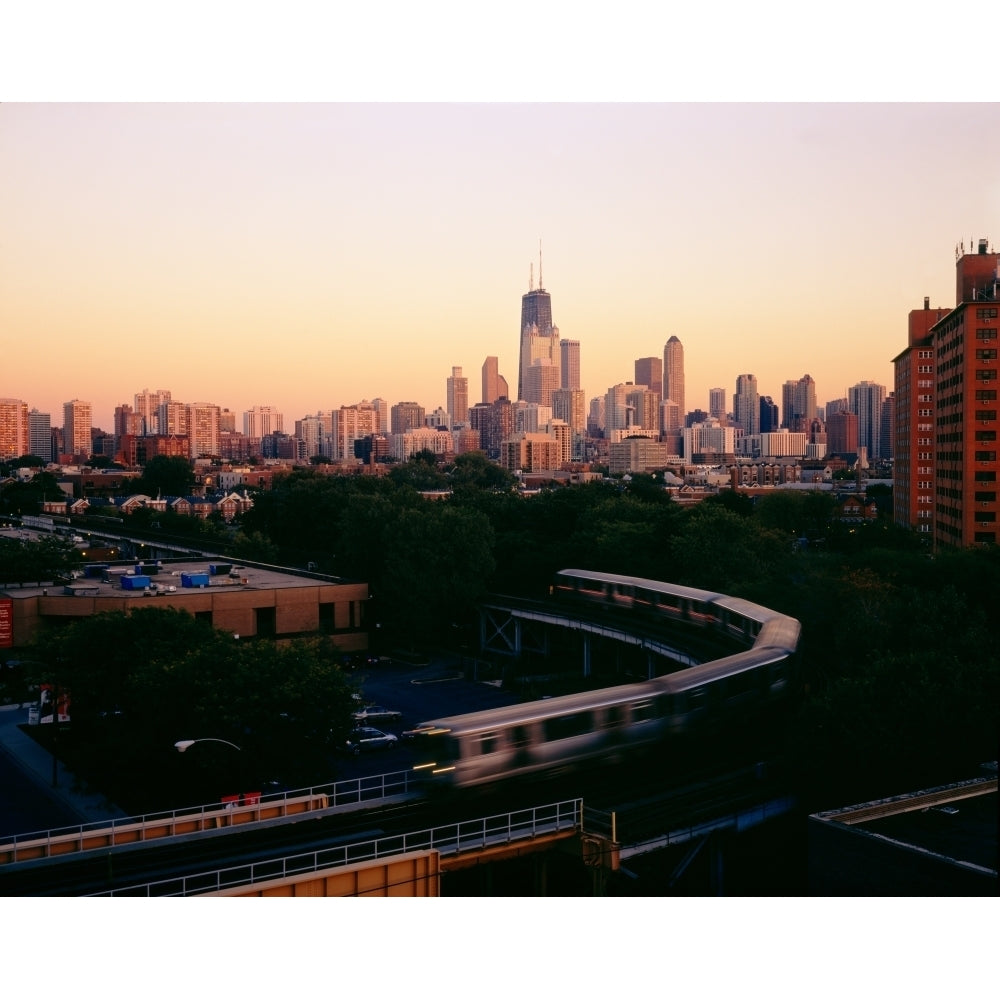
[4,104,1000,431]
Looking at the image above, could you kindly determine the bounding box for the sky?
[3,10,1000,438]
[5,102,1000,433]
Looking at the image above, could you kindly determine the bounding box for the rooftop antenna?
[529,262,533,292]
[538,239,543,290]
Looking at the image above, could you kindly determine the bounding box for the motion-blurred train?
[410,569,801,790]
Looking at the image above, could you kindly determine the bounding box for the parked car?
[351,704,403,723]
[345,727,399,754]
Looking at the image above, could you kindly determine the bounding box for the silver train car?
[412,570,801,790]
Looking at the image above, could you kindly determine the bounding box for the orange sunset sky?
[3,25,999,436]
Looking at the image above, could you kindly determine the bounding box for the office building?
[663,336,685,417]
[708,387,727,422]
[62,399,92,459]
[390,402,426,435]
[635,357,663,399]
[243,405,284,440]
[523,360,560,408]
[517,252,559,402]
[826,410,859,458]
[760,396,780,433]
[782,375,817,431]
[551,388,586,436]
[134,389,171,436]
[336,402,378,461]
[848,381,886,462]
[482,357,508,405]
[446,366,469,427]
[626,386,659,433]
[560,340,581,391]
[733,375,759,437]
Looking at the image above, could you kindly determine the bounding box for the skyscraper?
[708,387,727,422]
[517,249,559,402]
[663,336,685,417]
[63,399,92,459]
[482,356,508,405]
[782,374,817,430]
[28,409,52,462]
[134,388,171,435]
[560,340,581,391]
[447,366,469,427]
[733,375,759,437]
[848,380,886,461]
[243,405,284,439]
[635,357,663,398]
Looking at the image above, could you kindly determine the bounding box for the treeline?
[241,461,999,806]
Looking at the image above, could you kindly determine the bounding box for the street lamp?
[174,738,242,753]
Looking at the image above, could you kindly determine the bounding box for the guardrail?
[0,769,425,866]
[89,799,584,896]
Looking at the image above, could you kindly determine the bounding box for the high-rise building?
[188,402,221,459]
[635,357,663,398]
[626,386,659,433]
[391,401,426,435]
[523,361,560,408]
[28,409,52,462]
[588,397,605,437]
[371,398,389,435]
[134,389,171,436]
[733,375,759,437]
[482,356,508,405]
[826,410,859,458]
[604,383,634,433]
[880,392,895,461]
[760,396,780,433]
[782,375,817,430]
[63,399,92,459]
[295,414,327,459]
[243,406,284,439]
[894,238,999,547]
[219,409,237,433]
[551,388,585,435]
[892,296,949,534]
[560,340,581,391]
[848,381,886,462]
[336,402,378,461]
[708,387,727,422]
[517,250,559,402]
[663,336,685,418]
[446,366,469,427]
[0,399,29,460]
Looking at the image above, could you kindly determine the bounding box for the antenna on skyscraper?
[529,262,534,292]
[538,239,543,290]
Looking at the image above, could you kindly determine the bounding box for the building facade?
[62,399,92,459]
[663,336,685,418]
[0,399,29,460]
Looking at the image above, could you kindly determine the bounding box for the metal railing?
[90,799,584,896]
[0,769,426,865]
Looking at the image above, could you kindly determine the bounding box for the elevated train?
[412,570,801,790]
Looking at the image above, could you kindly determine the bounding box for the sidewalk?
[0,703,128,831]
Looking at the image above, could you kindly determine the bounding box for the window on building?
[975,451,997,462]
[975,410,997,421]
[976,370,998,381]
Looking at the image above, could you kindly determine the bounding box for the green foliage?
[448,451,518,495]
[388,455,448,491]
[134,455,195,498]
[0,471,63,516]
[27,608,359,810]
[0,534,77,586]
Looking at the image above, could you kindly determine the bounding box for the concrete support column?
[582,635,591,678]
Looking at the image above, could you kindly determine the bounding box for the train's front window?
[411,728,458,773]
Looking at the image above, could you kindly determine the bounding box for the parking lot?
[330,651,521,782]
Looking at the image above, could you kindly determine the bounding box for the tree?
[27,608,360,810]
[448,451,517,495]
[134,455,195,498]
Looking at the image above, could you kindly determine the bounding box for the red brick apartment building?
[894,239,1000,547]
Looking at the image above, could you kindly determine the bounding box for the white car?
[351,704,403,723]
[345,727,399,754]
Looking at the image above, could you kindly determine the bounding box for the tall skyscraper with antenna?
[517,243,560,403]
